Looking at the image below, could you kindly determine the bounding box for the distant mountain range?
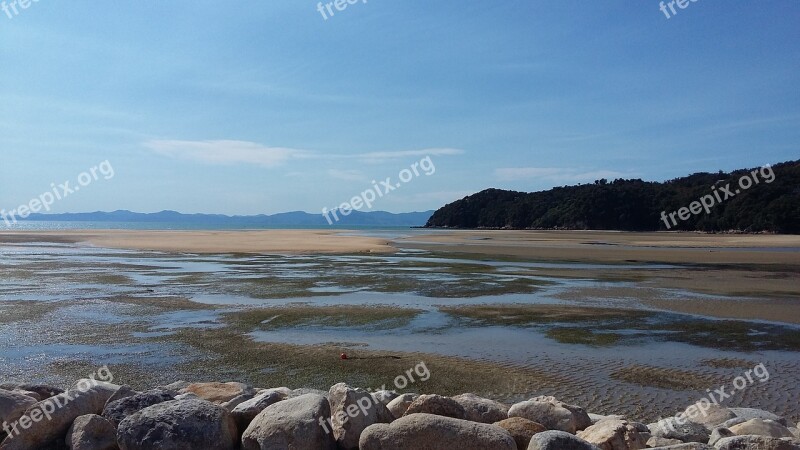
[425,160,800,233]
[23,209,435,227]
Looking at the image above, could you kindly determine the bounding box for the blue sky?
[1,0,798,215]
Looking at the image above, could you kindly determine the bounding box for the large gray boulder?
[327,383,393,450]
[649,417,710,443]
[0,381,119,450]
[452,393,509,424]
[683,403,736,428]
[220,393,255,411]
[0,384,63,400]
[0,390,37,428]
[403,394,467,420]
[713,435,800,450]
[386,393,418,419]
[728,419,795,438]
[180,382,255,404]
[721,418,749,429]
[290,388,328,399]
[371,390,399,407]
[527,430,601,450]
[241,393,335,450]
[728,409,788,427]
[647,436,684,447]
[230,389,287,431]
[708,428,736,446]
[160,381,191,391]
[66,414,118,450]
[102,389,175,426]
[649,444,713,449]
[359,413,516,450]
[116,399,237,450]
[577,419,647,450]
[509,397,591,433]
[590,414,627,425]
[103,386,138,409]
[494,417,546,450]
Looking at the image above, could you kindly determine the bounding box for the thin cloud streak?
[145,140,465,167]
[144,140,313,168]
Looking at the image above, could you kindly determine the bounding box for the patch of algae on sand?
[155,327,562,399]
[610,365,720,390]
[224,305,422,331]
[441,304,800,352]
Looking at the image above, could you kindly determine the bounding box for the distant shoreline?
[1,228,798,262]
[0,229,395,254]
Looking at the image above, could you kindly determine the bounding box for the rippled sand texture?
[1,231,799,422]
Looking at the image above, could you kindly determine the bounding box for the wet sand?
[397,230,800,265]
[2,234,799,422]
[3,229,799,264]
[0,230,393,254]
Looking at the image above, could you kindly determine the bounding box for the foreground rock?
[527,430,601,450]
[728,419,795,438]
[577,419,648,450]
[241,393,335,450]
[359,413,516,450]
[452,393,509,424]
[180,382,254,404]
[371,390,399,407]
[648,417,710,443]
[230,388,287,431]
[0,381,119,450]
[403,394,467,420]
[1,376,798,450]
[647,436,684,447]
[713,435,800,450]
[0,390,37,427]
[708,428,735,446]
[386,393,418,419]
[66,414,118,450]
[102,389,176,426]
[328,383,393,450]
[683,403,737,428]
[509,396,592,434]
[0,384,63,400]
[728,408,789,427]
[117,399,237,450]
[103,385,138,407]
[494,417,546,450]
[652,444,713,449]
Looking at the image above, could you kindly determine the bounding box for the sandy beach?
[3,229,798,323]
[2,228,799,424]
[2,229,799,263]
[0,230,394,254]
[396,230,800,265]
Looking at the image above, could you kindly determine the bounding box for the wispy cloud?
[494,167,629,183]
[146,140,465,167]
[144,140,312,167]
[327,169,365,181]
[356,148,464,161]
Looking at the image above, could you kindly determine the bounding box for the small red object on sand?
[340,353,348,360]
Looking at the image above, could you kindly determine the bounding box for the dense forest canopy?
[425,160,800,233]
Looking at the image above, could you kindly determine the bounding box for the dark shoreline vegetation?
[425,160,800,233]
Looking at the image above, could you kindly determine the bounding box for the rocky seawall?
[1,378,799,450]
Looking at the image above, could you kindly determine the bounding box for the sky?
[1,0,798,215]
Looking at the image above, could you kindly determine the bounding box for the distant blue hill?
[22,209,434,227]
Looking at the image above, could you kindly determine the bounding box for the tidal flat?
[0,232,798,422]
